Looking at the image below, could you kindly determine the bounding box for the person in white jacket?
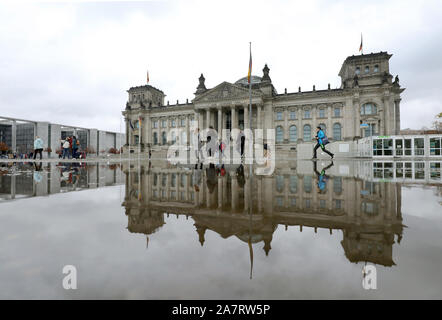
[61,139,71,159]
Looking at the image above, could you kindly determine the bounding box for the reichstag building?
[122,52,404,153]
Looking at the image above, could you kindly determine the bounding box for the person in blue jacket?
[314,161,334,193]
[313,126,334,159]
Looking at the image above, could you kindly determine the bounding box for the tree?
[432,112,442,131]
[0,142,9,153]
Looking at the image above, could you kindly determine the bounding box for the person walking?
[312,126,334,159]
[62,139,70,159]
[72,136,79,159]
[33,136,44,160]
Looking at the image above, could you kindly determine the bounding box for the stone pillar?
[199,111,204,130]
[206,109,211,129]
[146,115,151,146]
[166,117,170,145]
[217,107,222,137]
[244,105,249,129]
[11,120,17,153]
[244,174,250,211]
[327,104,332,138]
[231,173,238,212]
[284,107,289,142]
[125,118,129,145]
[257,104,262,129]
[139,116,144,147]
[185,114,190,146]
[218,178,222,209]
[231,106,237,130]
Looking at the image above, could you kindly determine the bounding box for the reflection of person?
[314,161,334,193]
[206,163,217,193]
[33,162,43,183]
[33,136,44,160]
[313,126,334,159]
[236,130,245,157]
[193,167,202,192]
[193,128,203,169]
[236,164,245,188]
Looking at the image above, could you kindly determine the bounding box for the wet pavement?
[0,159,441,299]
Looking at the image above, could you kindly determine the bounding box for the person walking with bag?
[33,136,44,160]
[312,126,334,159]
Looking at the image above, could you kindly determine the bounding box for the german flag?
[247,43,252,83]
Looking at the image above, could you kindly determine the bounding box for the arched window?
[303,124,311,142]
[153,132,158,145]
[361,103,377,115]
[276,126,284,143]
[319,123,326,134]
[365,66,369,73]
[162,132,167,145]
[333,123,342,141]
[289,125,297,142]
[374,65,379,72]
[355,67,360,75]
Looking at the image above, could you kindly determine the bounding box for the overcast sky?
[0,0,441,132]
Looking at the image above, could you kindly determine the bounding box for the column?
[326,104,332,139]
[206,109,211,129]
[185,114,190,146]
[146,115,151,146]
[244,105,249,129]
[231,106,237,130]
[139,116,144,148]
[125,118,129,145]
[284,107,288,142]
[11,120,17,153]
[217,107,222,137]
[199,111,204,130]
[257,104,263,146]
[218,178,222,209]
[257,104,262,129]
[231,173,238,212]
[166,116,170,145]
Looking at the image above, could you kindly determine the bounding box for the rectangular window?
[153,121,158,128]
[180,118,186,127]
[319,109,325,118]
[414,138,425,156]
[276,111,283,121]
[289,111,296,120]
[334,108,341,117]
[171,119,176,127]
[304,110,311,119]
[161,120,166,128]
[430,137,441,156]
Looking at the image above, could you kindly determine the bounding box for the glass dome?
[235,75,262,86]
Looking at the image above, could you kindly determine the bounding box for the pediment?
[194,82,262,103]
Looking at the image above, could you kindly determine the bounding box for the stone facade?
[122,52,404,154]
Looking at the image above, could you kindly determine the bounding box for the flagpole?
[248,42,252,162]
[248,42,253,265]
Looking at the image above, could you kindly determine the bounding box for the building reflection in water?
[0,162,124,201]
[121,160,418,271]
